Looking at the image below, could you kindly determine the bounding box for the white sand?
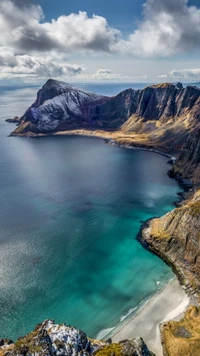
[110,279,189,356]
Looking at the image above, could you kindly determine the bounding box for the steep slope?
[140,190,200,296]
[169,129,200,185]
[11,81,137,136]
[10,81,200,154]
[0,320,154,356]
[11,79,110,135]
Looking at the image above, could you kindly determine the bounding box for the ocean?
[0,83,181,340]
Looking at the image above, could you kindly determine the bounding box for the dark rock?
[6,116,20,124]
[120,338,155,356]
[169,129,200,185]
[0,339,14,346]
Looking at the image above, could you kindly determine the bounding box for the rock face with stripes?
[169,129,200,184]
[11,80,200,141]
[141,190,200,295]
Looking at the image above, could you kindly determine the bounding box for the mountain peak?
[151,82,183,90]
[43,79,76,91]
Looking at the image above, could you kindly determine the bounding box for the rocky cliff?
[139,191,200,356]
[169,129,200,185]
[0,320,154,356]
[10,80,200,154]
[140,190,200,297]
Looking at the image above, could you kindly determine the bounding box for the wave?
[120,306,138,322]
[96,327,115,340]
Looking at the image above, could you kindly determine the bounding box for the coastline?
[108,279,189,356]
[10,127,175,159]
[8,122,195,355]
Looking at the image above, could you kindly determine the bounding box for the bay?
[0,83,181,340]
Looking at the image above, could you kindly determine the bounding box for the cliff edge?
[0,320,154,356]
[10,81,200,155]
[141,190,200,296]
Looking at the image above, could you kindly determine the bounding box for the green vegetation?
[95,344,122,356]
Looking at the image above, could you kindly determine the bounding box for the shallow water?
[0,84,181,340]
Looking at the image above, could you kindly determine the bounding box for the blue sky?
[1,0,200,84]
[36,0,199,28]
[36,0,143,32]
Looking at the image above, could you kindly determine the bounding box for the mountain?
[10,80,200,153]
[0,320,154,356]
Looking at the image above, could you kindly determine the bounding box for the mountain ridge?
[9,79,200,185]
[10,79,200,149]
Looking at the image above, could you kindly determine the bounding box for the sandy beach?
[110,279,189,356]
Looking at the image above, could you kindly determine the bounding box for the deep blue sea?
[0,83,181,340]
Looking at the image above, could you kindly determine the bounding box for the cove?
[0,124,181,340]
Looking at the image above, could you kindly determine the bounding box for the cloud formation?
[0,1,119,54]
[2,0,200,57]
[0,53,84,79]
[119,0,200,56]
[93,69,121,80]
[159,69,200,82]
[1,0,200,80]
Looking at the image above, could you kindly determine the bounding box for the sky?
[1,0,200,84]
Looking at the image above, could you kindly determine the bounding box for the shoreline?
[108,279,190,356]
[9,126,175,160]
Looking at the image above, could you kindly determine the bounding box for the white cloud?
[158,75,168,79]
[93,69,121,80]
[0,53,84,79]
[0,1,120,54]
[1,0,200,58]
[117,0,200,56]
[157,69,200,82]
[170,69,200,80]
[1,0,200,80]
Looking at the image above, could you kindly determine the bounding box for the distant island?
[4,79,200,356]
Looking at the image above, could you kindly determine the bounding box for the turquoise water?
[0,84,181,340]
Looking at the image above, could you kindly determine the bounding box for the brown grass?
[162,306,200,356]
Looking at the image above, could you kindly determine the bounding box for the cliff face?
[141,190,200,296]
[169,129,200,185]
[10,81,200,153]
[0,320,154,356]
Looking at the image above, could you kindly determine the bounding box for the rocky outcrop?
[5,116,20,124]
[10,80,200,153]
[161,306,200,356]
[0,320,154,356]
[169,129,200,185]
[95,339,155,356]
[140,190,200,297]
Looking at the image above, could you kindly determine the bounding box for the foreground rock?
[161,306,200,356]
[0,320,154,356]
[140,190,200,297]
[6,116,20,124]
